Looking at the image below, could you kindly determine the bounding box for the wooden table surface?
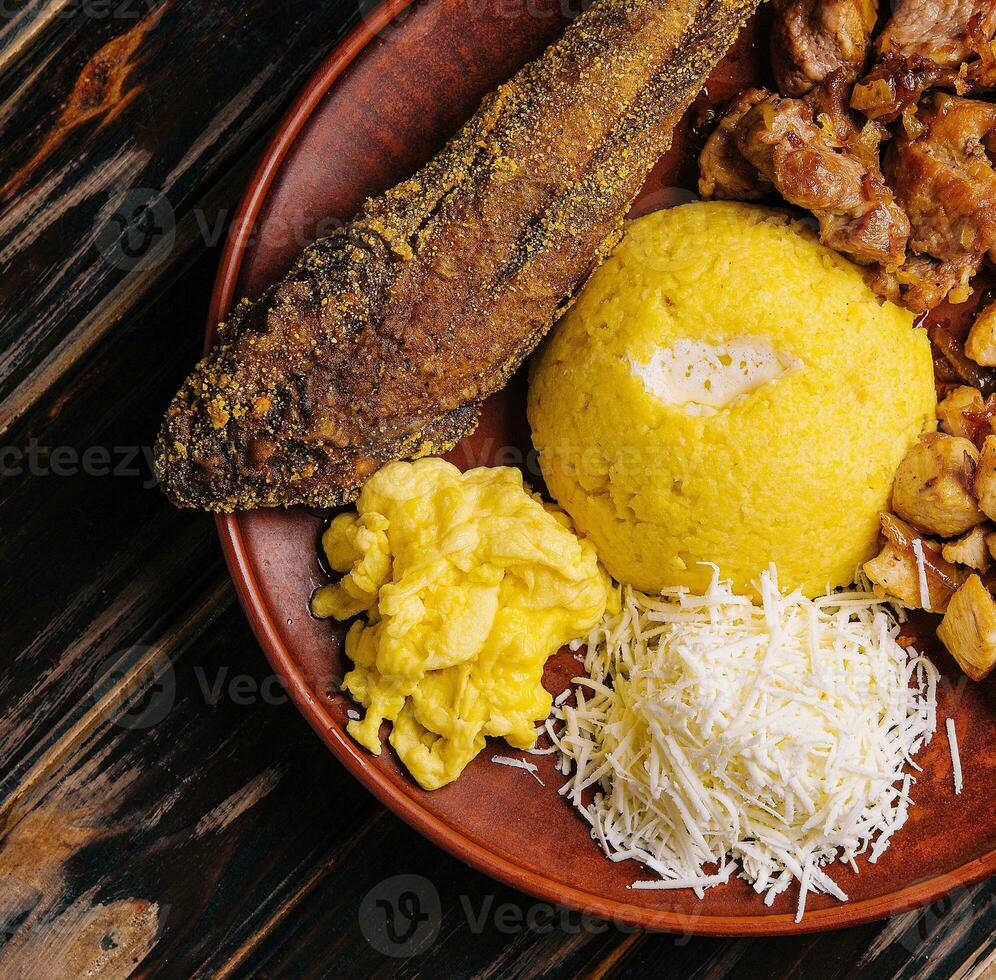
[0,1,994,977]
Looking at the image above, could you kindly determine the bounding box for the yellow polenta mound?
[528,202,936,597]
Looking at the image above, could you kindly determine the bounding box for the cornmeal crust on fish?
[155,0,759,511]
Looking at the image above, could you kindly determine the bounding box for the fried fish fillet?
[155,0,759,511]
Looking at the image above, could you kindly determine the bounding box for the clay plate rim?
[208,0,996,935]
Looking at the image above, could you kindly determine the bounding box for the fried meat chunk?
[892,431,984,537]
[966,299,996,364]
[770,0,878,97]
[938,385,987,438]
[937,573,996,679]
[699,86,909,265]
[973,433,996,517]
[942,524,993,569]
[852,1,996,122]
[877,0,996,69]
[870,254,980,310]
[698,89,772,199]
[878,94,996,309]
[851,53,960,124]
[864,513,963,611]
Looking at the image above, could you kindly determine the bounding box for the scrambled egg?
[311,458,611,790]
[528,202,937,597]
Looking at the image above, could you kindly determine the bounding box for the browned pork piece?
[155,0,760,511]
[876,93,996,310]
[852,0,996,122]
[698,85,909,265]
[851,53,959,124]
[697,88,772,198]
[877,0,996,69]
[870,254,983,311]
[771,0,878,97]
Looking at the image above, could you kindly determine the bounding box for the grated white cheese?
[550,567,938,920]
[491,755,545,785]
[946,718,963,795]
[912,538,931,611]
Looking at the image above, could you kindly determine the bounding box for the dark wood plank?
[0,0,371,792]
[0,602,367,977]
[228,867,995,980]
[0,0,366,427]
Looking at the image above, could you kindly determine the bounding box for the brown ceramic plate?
[211,0,996,935]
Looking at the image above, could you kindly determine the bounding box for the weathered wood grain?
[0,0,992,976]
[0,0,366,432]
